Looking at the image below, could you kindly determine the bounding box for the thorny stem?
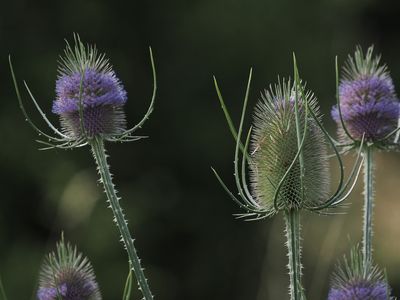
[362,146,374,269]
[90,136,153,300]
[284,209,303,300]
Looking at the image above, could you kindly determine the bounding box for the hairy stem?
[362,146,374,268]
[285,209,303,300]
[90,136,153,300]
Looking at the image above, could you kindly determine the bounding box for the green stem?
[90,136,153,300]
[284,209,303,300]
[362,146,374,268]
[0,273,8,300]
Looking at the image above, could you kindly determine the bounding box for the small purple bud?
[331,46,400,144]
[37,236,102,300]
[328,246,392,300]
[328,280,388,300]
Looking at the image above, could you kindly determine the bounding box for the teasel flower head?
[328,245,392,300]
[331,46,400,149]
[212,59,365,220]
[9,33,156,150]
[53,47,128,138]
[37,235,102,300]
[249,79,331,212]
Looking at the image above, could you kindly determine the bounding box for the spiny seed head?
[328,246,391,300]
[331,46,399,145]
[52,34,127,139]
[249,79,330,212]
[37,235,102,300]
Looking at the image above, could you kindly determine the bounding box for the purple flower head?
[53,69,127,114]
[328,280,388,300]
[37,284,68,300]
[328,246,391,300]
[53,36,127,139]
[37,235,102,300]
[331,46,400,145]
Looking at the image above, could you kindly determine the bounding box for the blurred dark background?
[1,0,400,299]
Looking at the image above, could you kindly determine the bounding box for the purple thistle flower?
[331,46,400,145]
[53,37,128,139]
[328,245,391,300]
[328,280,388,300]
[37,284,68,300]
[37,236,101,300]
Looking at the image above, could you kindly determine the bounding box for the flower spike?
[13,35,156,300]
[213,56,364,300]
[331,45,400,272]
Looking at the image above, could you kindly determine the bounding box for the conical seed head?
[249,81,330,212]
[37,237,102,300]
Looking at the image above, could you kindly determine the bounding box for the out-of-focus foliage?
[0,0,400,299]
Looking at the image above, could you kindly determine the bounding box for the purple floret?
[52,68,128,138]
[332,75,399,142]
[53,68,127,114]
[328,280,388,300]
[37,283,67,300]
[37,280,98,300]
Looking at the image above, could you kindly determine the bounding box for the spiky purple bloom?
[52,38,128,139]
[328,246,391,300]
[328,280,388,300]
[53,69,127,114]
[37,236,102,300]
[331,46,399,144]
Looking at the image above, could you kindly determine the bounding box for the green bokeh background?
[1,0,400,299]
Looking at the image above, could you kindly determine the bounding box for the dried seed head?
[52,35,127,139]
[250,80,330,212]
[331,46,399,144]
[37,236,102,300]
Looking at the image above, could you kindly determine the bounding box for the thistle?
[37,235,101,300]
[10,34,157,300]
[213,57,364,300]
[328,246,392,300]
[331,46,400,268]
[331,46,399,148]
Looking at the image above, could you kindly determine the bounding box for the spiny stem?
[284,209,303,300]
[90,136,153,300]
[362,146,374,269]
